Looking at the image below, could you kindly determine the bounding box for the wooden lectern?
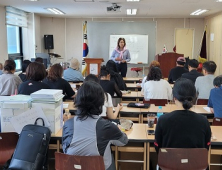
[84,58,104,76]
[155,52,184,78]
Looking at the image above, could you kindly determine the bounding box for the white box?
[0,95,32,132]
[0,108,30,132]
[31,99,63,134]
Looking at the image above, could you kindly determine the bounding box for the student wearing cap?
[63,58,84,82]
[168,57,188,84]
[195,61,217,99]
[208,75,222,118]
[181,59,203,83]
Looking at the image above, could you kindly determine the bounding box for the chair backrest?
[143,99,168,106]
[212,118,222,126]
[0,132,19,166]
[158,148,208,170]
[55,152,105,170]
[196,99,208,105]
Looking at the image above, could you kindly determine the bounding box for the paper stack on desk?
[30,89,64,102]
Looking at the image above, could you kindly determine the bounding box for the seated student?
[208,75,222,118]
[84,74,123,119]
[18,60,31,82]
[168,57,188,84]
[99,66,122,97]
[181,59,203,83]
[0,60,22,95]
[35,57,43,64]
[155,78,211,154]
[144,67,172,101]
[62,81,128,170]
[141,60,160,95]
[106,60,127,90]
[18,62,50,95]
[0,62,3,75]
[63,58,84,82]
[195,61,217,99]
[43,64,75,100]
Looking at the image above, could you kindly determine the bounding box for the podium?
[84,58,104,76]
[155,52,184,78]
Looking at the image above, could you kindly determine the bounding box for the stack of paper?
[0,95,32,109]
[30,89,64,102]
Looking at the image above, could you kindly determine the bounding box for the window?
[7,25,22,55]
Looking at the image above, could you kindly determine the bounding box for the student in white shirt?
[141,61,160,95]
[84,74,122,119]
[144,67,172,101]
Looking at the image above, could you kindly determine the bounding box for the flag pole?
[197,25,207,59]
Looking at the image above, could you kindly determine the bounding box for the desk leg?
[140,114,144,124]
[144,142,147,170]
[115,146,118,170]
[57,140,60,152]
[147,143,150,170]
[208,145,211,170]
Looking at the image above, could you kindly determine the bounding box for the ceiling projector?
[107,3,121,12]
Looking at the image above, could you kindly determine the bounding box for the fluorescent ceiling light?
[216,0,222,1]
[127,0,140,1]
[46,8,65,15]
[24,0,39,1]
[127,9,137,15]
[190,9,208,15]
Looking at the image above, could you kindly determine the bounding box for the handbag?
[127,102,150,108]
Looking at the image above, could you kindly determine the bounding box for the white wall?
[155,18,204,59]
[22,13,35,60]
[37,17,204,76]
[34,14,41,53]
[0,6,8,63]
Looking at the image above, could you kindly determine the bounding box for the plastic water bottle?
[63,109,71,122]
[157,106,163,120]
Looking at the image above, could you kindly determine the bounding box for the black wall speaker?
[44,35,54,50]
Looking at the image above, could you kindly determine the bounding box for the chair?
[158,148,208,170]
[0,132,19,167]
[212,118,222,126]
[196,99,208,105]
[131,67,142,77]
[55,152,105,170]
[143,99,168,106]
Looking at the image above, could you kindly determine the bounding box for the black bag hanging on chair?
[8,118,51,170]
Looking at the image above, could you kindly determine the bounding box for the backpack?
[8,118,51,170]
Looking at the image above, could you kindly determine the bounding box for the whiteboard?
[109,35,148,64]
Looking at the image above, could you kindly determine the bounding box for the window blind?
[5,6,28,28]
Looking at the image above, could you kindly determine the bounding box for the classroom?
[0,0,222,170]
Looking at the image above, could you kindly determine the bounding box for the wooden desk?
[123,77,142,83]
[126,83,141,91]
[63,102,76,112]
[51,124,222,170]
[141,104,214,123]
[121,91,139,103]
[119,106,141,123]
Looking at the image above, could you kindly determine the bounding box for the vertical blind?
[5,6,28,28]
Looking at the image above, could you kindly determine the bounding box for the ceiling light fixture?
[190,9,208,15]
[46,8,65,15]
[23,0,39,1]
[127,9,137,15]
[216,0,222,1]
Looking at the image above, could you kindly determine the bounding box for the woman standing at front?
[111,38,131,77]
